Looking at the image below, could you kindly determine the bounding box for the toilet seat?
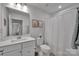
[40,44,51,53]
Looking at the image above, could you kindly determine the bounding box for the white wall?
[28,5,50,40]
[1,5,9,41]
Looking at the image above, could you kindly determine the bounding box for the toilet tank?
[37,37,43,46]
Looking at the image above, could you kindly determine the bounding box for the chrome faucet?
[17,36,21,40]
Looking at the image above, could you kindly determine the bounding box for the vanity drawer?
[3,49,21,56]
[23,41,35,48]
[3,43,21,53]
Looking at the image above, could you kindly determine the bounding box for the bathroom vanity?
[0,4,36,56]
[0,37,35,56]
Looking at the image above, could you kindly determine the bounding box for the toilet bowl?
[39,44,51,56]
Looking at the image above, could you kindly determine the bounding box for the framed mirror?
[7,6,30,37]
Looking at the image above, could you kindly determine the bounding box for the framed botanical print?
[32,19,43,28]
[32,19,39,27]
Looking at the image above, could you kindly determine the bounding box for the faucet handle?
[17,36,21,39]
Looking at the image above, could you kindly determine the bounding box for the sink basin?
[11,38,26,42]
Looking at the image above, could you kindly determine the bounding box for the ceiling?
[28,3,79,14]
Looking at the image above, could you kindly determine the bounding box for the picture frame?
[32,19,43,28]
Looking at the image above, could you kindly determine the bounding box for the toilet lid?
[40,45,51,50]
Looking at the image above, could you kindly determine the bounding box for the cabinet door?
[0,52,3,56]
[3,50,21,56]
[23,41,35,48]
[0,54,2,56]
[4,44,21,53]
[22,45,35,56]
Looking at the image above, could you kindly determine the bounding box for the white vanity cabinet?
[3,44,21,56]
[0,43,21,56]
[22,41,35,56]
[3,43,21,53]
[0,40,35,56]
[3,50,21,56]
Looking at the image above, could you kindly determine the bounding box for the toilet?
[39,44,51,56]
[36,37,51,56]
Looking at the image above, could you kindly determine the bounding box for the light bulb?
[16,3,21,9]
[9,3,14,6]
[58,5,62,9]
[23,5,28,12]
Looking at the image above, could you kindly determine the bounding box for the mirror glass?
[12,19,23,35]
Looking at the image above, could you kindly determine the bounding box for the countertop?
[0,37,35,47]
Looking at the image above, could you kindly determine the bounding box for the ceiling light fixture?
[8,3,28,13]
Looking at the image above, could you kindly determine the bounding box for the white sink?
[11,38,26,42]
